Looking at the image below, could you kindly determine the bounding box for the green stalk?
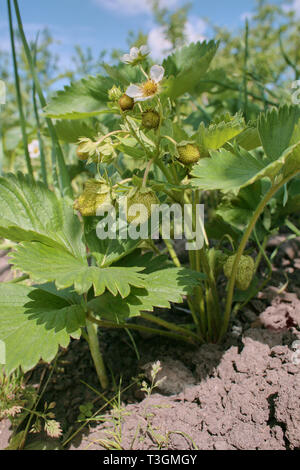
[7,0,34,179]
[285,218,300,236]
[32,37,48,187]
[0,105,4,175]
[163,237,181,267]
[140,312,201,342]
[243,19,249,120]
[87,313,197,345]
[220,170,300,341]
[184,192,220,337]
[13,0,72,197]
[86,319,109,389]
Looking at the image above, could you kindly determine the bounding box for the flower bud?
[223,255,255,291]
[108,85,123,102]
[119,94,134,111]
[76,142,90,161]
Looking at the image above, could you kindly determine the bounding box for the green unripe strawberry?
[142,110,160,130]
[73,180,112,217]
[119,94,134,111]
[77,142,89,161]
[177,144,201,165]
[126,189,158,225]
[223,255,255,291]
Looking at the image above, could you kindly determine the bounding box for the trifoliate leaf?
[45,74,115,119]
[0,283,85,374]
[88,267,205,322]
[83,216,143,268]
[234,124,261,151]
[163,41,219,100]
[11,242,147,298]
[195,112,245,150]
[258,105,300,161]
[54,119,96,143]
[191,141,300,192]
[0,173,85,258]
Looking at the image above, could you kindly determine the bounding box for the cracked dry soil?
[70,327,300,451]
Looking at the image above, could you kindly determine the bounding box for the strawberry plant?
[1,0,300,390]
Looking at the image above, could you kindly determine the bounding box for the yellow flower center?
[142,80,158,97]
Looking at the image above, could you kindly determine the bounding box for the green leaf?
[11,242,147,298]
[0,173,85,258]
[195,112,245,150]
[84,216,142,267]
[215,181,269,238]
[0,283,85,374]
[45,74,114,119]
[162,41,219,100]
[102,63,141,86]
[191,141,300,193]
[88,266,205,322]
[234,125,261,151]
[55,119,97,143]
[258,105,300,161]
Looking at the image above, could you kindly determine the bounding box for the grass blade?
[7,0,34,180]
[31,34,48,187]
[13,0,73,197]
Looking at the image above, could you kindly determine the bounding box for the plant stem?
[243,19,249,120]
[6,274,29,284]
[0,105,4,176]
[32,36,48,187]
[96,130,128,145]
[163,238,181,267]
[87,313,198,345]
[123,114,151,157]
[220,170,300,341]
[140,312,201,342]
[142,158,154,188]
[285,218,300,236]
[7,0,34,180]
[86,319,109,389]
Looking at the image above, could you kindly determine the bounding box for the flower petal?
[135,95,153,102]
[150,65,164,83]
[126,84,144,98]
[130,47,139,58]
[121,54,132,64]
[139,45,150,56]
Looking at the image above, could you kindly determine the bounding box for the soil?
[0,235,300,451]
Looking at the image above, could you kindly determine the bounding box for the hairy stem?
[163,238,181,267]
[220,170,300,341]
[87,313,197,345]
[140,312,201,342]
[86,319,109,389]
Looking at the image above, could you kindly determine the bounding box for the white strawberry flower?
[125,65,165,102]
[121,45,150,65]
[28,139,40,159]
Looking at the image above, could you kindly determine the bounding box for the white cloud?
[240,12,253,22]
[92,0,180,15]
[148,16,207,61]
[148,26,172,60]
[283,0,300,17]
[184,17,206,43]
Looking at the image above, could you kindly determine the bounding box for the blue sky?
[0,0,294,71]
